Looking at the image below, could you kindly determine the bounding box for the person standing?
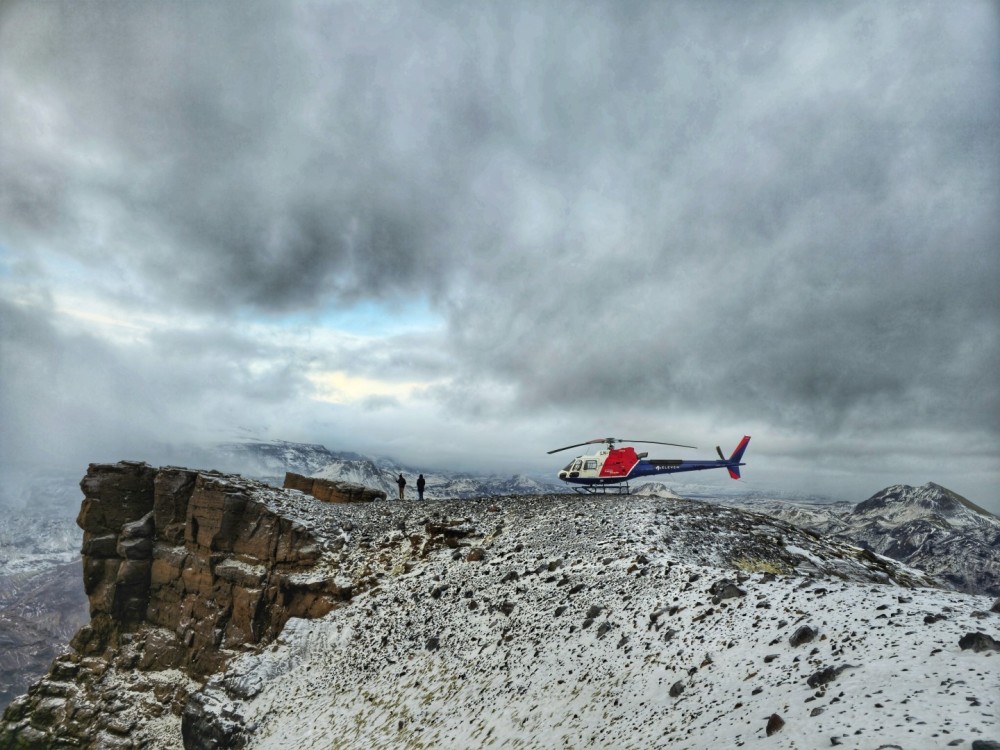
[396,473,406,500]
[417,473,426,501]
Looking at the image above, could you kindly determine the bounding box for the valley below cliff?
[1,461,999,749]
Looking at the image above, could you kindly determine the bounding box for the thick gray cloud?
[0,1,997,507]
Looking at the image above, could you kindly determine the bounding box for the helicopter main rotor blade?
[617,439,698,450]
[547,437,697,454]
[546,438,611,455]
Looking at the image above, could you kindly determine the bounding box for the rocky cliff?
[2,463,998,750]
[1,461,355,749]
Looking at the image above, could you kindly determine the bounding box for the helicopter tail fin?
[726,436,751,479]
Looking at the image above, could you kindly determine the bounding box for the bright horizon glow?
[307,370,439,405]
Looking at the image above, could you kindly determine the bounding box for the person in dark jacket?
[396,474,406,500]
[416,474,426,501]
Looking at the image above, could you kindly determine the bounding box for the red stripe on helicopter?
[599,447,640,477]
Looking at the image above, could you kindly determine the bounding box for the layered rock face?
[1,461,352,749]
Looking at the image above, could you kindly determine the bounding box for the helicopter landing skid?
[572,483,631,496]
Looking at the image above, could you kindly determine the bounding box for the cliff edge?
[1,461,356,749]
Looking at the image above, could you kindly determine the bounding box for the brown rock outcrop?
[1,461,358,749]
[283,471,387,503]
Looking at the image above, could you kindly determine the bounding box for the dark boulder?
[766,713,785,736]
[709,578,747,603]
[959,632,1000,652]
[789,625,818,647]
[807,665,853,689]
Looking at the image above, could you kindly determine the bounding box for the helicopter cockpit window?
[583,460,598,471]
[571,461,583,472]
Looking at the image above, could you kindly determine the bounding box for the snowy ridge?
[186,492,999,750]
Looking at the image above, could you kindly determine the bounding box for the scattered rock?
[766,713,784,736]
[709,579,747,603]
[807,665,853,689]
[972,741,1000,750]
[669,681,684,698]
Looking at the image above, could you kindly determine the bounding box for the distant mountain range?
[721,482,1000,596]
[213,438,561,499]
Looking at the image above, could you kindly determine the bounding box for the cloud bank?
[1,1,997,507]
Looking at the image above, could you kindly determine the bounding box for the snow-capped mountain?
[631,481,684,499]
[849,482,999,530]
[722,483,1000,597]
[836,483,1000,596]
[211,440,351,481]
[216,439,562,499]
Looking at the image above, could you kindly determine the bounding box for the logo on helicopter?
[548,436,750,494]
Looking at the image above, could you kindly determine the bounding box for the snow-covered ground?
[199,494,999,750]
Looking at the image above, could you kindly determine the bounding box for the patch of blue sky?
[262,297,442,337]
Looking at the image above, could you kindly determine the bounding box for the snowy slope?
[190,493,999,750]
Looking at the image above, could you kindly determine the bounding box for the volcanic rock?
[789,625,818,647]
[766,712,785,736]
[959,632,1000,652]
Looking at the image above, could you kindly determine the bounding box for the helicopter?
[549,435,750,494]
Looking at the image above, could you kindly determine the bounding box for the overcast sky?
[1,1,998,510]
